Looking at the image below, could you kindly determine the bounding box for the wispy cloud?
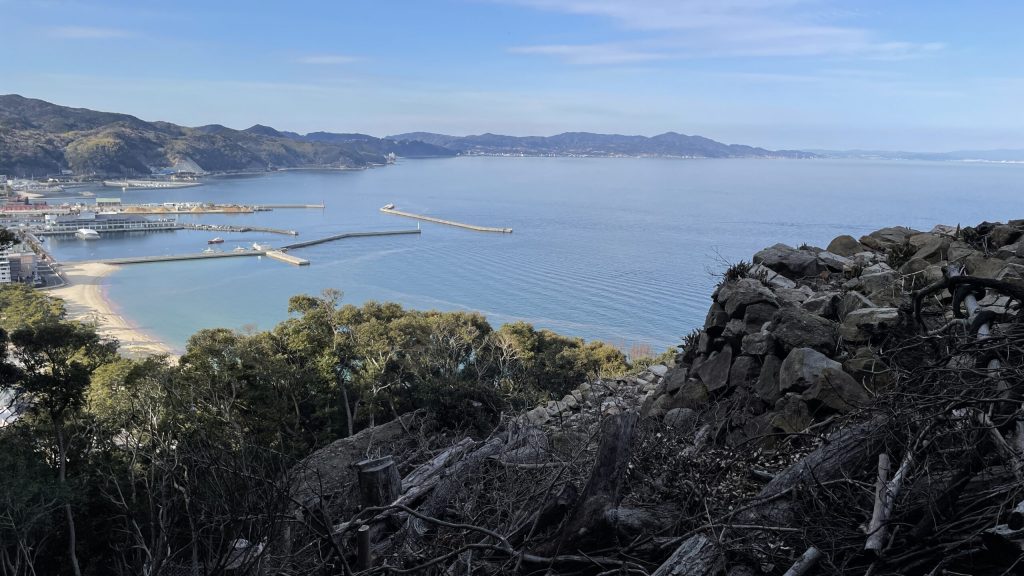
[48,25,133,39]
[297,54,360,65]
[509,43,669,65]
[502,0,942,63]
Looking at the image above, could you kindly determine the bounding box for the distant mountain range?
[808,149,1024,162]
[0,95,823,177]
[0,95,454,177]
[389,131,814,159]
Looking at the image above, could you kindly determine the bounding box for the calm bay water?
[44,157,1024,353]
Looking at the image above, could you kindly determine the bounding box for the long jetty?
[280,229,420,250]
[81,228,421,267]
[380,207,512,233]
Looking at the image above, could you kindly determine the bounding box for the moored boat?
[75,228,100,240]
[208,237,224,244]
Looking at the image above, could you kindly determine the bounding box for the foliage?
[886,240,916,269]
[0,284,66,333]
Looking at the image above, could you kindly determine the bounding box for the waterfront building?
[41,212,178,234]
[96,197,122,208]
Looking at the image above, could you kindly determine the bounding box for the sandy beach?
[49,262,176,358]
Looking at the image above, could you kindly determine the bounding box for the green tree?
[9,320,116,576]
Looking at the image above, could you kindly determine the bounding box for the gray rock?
[668,379,710,410]
[947,241,976,263]
[662,367,688,393]
[839,307,901,343]
[526,406,550,425]
[649,364,669,378]
[779,347,842,393]
[770,307,837,354]
[856,271,899,295]
[755,354,782,402]
[704,303,730,335]
[818,251,853,272]
[664,408,696,430]
[836,291,875,320]
[771,394,812,433]
[996,242,1024,260]
[694,347,733,392]
[729,355,762,388]
[718,278,778,318]
[989,224,1022,248]
[723,318,749,344]
[910,233,950,263]
[801,291,839,318]
[966,254,1008,279]
[775,285,815,306]
[741,332,775,356]
[859,227,920,251]
[753,243,824,279]
[827,235,867,257]
[743,302,779,333]
[749,263,797,289]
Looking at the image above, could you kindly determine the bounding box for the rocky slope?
[0,94,453,177]
[288,219,1024,575]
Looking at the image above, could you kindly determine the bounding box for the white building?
[0,255,10,284]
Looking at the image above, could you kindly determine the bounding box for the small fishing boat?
[382,203,395,210]
[252,242,269,251]
[233,245,247,253]
[203,247,215,254]
[208,237,224,244]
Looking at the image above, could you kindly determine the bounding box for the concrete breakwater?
[380,207,512,233]
[182,223,299,236]
[79,228,421,267]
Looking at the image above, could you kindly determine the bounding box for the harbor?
[379,204,513,233]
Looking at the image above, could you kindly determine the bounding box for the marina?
[380,204,513,233]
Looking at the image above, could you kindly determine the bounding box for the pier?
[254,203,326,210]
[280,229,421,250]
[79,228,420,267]
[380,207,512,233]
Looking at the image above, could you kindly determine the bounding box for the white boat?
[233,245,247,253]
[75,228,100,240]
[252,242,270,251]
[382,203,395,210]
[203,247,215,254]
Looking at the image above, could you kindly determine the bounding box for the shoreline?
[48,262,177,359]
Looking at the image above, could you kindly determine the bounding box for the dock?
[380,207,512,233]
[265,251,309,266]
[254,203,326,210]
[80,228,420,267]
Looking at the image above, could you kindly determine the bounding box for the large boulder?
[839,307,901,343]
[827,235,868,257]
[910,233,950,263]
[779,347,868,412]
[717,278,779,318]
[989,224,1023,248]
[859,227,920,251]
[741,332,775,356]
[753,244,823,279]
[770,308,837,354]
[817,251,853,273]
[693,347,733,392]
[729,355,762,388]
[802,291,840,318]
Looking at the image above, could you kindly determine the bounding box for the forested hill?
[389,131,816,158]
[0,95,454,177]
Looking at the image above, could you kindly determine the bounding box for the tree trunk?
[651,533,724,576]
[548,411,639,553]
[356,456,401,510]
[338,372,354,437]
[56,425,82,576]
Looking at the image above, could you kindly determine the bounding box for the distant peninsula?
[0,94,812,178]
[389,131,814,159]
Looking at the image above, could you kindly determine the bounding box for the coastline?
[48,262,176,359]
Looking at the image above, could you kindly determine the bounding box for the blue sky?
[1,0,1022,151]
